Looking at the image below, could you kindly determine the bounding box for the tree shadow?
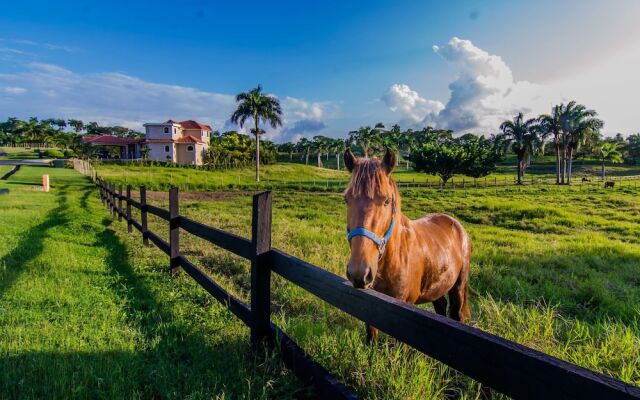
[0,188,69,299]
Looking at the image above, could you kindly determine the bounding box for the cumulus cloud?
[384,37,550,133]
[0,63,336,141]
[382,84,443,123]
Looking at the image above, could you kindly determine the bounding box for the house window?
[187,145,194,152]
[164,127,169,134]
[174,128,176,134]
[165,145,170,152]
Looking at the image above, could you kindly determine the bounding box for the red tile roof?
[175,135,204,144]
[145,138,174,143]
[82,135,144,145]
[179,120,212,131]
[162,119,212,131]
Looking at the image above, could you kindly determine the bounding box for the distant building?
[143,120,211,165]
[81,135,144,159]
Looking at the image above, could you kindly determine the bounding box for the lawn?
[94,158,640,193]
[132,177,640,398]
[0,146,46,160]
[2,165,639,399]
[0,166,305,399]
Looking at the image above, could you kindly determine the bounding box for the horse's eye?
[384,197,391,206]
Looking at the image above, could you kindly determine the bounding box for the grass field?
[0,166,305,399]
[0,146,47,160]
[2,166,639,399]
[93,159,640,193]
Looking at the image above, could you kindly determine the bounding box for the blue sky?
[2,0,640,141]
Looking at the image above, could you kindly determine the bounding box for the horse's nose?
[348,266,373,289]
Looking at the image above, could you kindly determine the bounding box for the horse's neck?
[379,210,412,270]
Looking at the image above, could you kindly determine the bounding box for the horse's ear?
[382,147,396,174]
[344,148,358,172]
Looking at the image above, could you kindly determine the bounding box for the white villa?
[143,120,212,165]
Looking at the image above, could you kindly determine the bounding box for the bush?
[43,149,65,159]
[63,149,77,158]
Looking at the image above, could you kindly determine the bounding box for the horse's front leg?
[366,324,379,343]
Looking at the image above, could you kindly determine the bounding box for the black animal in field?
[604,181,615,188]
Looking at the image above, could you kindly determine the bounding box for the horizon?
[2,1,640,143]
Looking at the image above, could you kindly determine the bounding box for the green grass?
[3,166,640,399]
[0,166,306,399]
[0,146,48,160]
[135,181,640,398]
[94,158,640,194]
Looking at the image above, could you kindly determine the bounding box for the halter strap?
[346,199,396,260]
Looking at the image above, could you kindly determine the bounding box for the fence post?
[251,191,273,348]
[126,185,132,233]
[169,187,181,275]
[110,183,116,218]
[118,185,123,222]
[140,186,149,246]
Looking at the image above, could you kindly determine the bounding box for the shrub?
[63,149,77,158]
[43,149,65,159]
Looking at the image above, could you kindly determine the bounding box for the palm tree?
[563,104,603,184]
[296,138,312,165]
[230,85,283,181]
[312,135,331,167]
[278,142,295,161]
[330,138,345,170]
[68,119,84,134]
[348,125,385,157]
[499,112,542,184]
[539,105,564,184]
[597,143,623,180]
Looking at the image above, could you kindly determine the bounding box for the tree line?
[276,101,640,184]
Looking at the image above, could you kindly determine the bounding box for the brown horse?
[344,148,472,341]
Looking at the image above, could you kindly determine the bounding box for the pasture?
[93,159,640,193]
[1,165,639,398]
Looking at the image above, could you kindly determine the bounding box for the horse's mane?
[345,158,399,204]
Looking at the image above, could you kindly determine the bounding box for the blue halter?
[346,199,396,260]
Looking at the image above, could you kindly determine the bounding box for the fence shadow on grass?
[0,188,69,299]
[91,222,309,398]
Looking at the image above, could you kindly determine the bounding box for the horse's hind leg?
[433,297,447,316]
[366,324,379,343]
[448,272,471,323]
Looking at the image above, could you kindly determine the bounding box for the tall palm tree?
[597,143,623,180]
[67,119,84,134]
[563,104,603,184]
[539,105,564,184]
[296,137,312,165]
[348,124,385,157]
[499,112,542,184]
[230,85,283,181]
[330,138,345,170]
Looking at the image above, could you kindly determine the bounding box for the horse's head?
[344,147,397,289]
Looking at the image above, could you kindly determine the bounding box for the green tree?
[626,133,640,164]
[459,134,502,178]
[230,85,283,181]
[597,142,623,180]
[499,112,542,184]
[67,119,85,134]
[562,103,603,184]
[278,142,296,161]
[411,139,467,184]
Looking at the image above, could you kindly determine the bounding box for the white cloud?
[0,62,338,141]
[382,84,443,123]
[384,37,552,133]
[0,63,236,130]
[2,86,27,94]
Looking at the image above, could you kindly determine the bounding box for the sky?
[1,0,640,142]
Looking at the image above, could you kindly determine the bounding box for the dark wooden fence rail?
[95,177,640,400]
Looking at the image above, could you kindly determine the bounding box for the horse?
[604,181,615,188]
[582,177,591,182]
[343,148,472,341]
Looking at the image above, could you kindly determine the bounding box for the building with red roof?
[142,120,212,165]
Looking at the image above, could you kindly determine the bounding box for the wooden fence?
[95,178,640,399]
